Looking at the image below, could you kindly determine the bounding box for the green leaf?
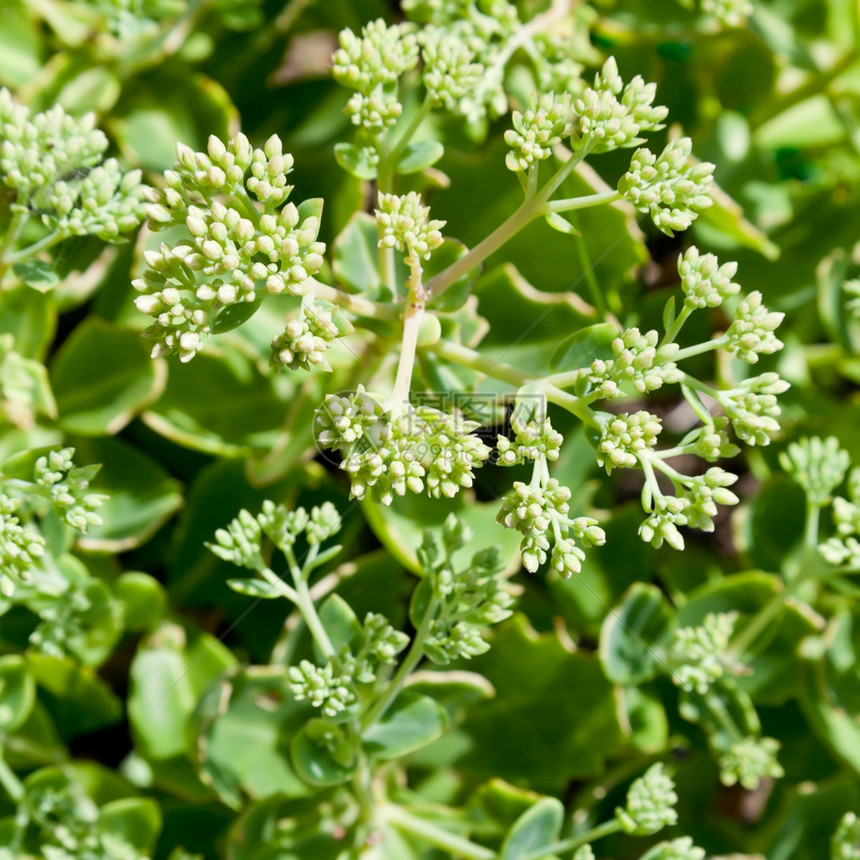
[333,211,390,294]
[333,142,378,180]
[51,319,163,435]
[0,285,56,359]
[291,719,357,787]
[69,434,183,552]
[227,579,280,599]
[0,655,35,732]
[195,667,312,807]
[142,348,287,456]
[0,0,43,88]
[544,211,581,236]
[599,583,673,685]
[363,692,449,760]
[426,238,482,312]
[499,796,564,860]
[616,686,668,753]
[317,594,363,656]
[98,798,162,853]
[4,702,67,769]
[396,140,445,174]
[115,572,167,632]
[458,616,622,788]
[110,70,237,171]
[212,292,265,334]
[26,654,122,739]
[12,259,59,292]
[551,322,618,374]
[128,621,236,760]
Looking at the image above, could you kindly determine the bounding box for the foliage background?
[0,0,859,857]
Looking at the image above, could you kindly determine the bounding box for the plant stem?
[390,97,433,165]
[311,280,398,320]
[388,261,426,414]
[567,212,608,319]
[0,752,24,802]
[547,189,622,212]
[259,567,300,604]
[4,230,66,265]
[674,335,728,362]
[384,804,496,860]
[425,196,542,299]
[661,304,693,347]
[524,819,623,860]
[362,595,439,729]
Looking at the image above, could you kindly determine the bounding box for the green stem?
[705,691,743,744]
[425,196,542,299]
[546,189,622,213]
[0,751,24,802]
[567,213,608,319]
[260,567,300,604]
[362,595,439,729]
[674,335,728,362]
[524,819,623,860]
[384,804,495,860]
[388,260,425,414]
[389,97,433,165]
[4,230,66,265]
[729,501,823,659]
[311,280,398,320]
[661,304,693,347]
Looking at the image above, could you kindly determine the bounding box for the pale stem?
[673,334,729,362]
[661,303,694,347]
[523,818,623,860]
[428,338,599,426]
[311,280,398,320]
[376,134,398,295]
[4,229,66,265]
[729,500,823,659]
[546,189,622,212]
[362,594,439,730]
[0,752,24,802]
[390,96,434,165]
[384,804,496,860]
[388,259,426,414]
[259,566,300,604]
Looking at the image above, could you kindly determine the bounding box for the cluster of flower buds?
[28,585,94,659]
[638,496,690,551]
[618,138,715,235]
[420,25,485,111]
[134,134,325,362]
[701,0,754,28]
[496,415,605,576]
[684,418,740,462]
[814,451,860,567]
[34,448,106,533]
[288,659,356,717]
[597,411,662,473]
[0,494,45,592]
[832,812,860,860]
[332,19,418,135]
[0,88,146,245]
[573,57,668,153]
[718,735,784,790]
[315,387,490,504]
[291,610,408,715]
[588,328,682,399]
[725,291,785,363]
[0,334,54,430]
[376,192,445,268]
[208,500,342,570]
[640,837,706,860]
[496,413,563,465]
[718,373,790,446]
[417,516,515,663]
[504,92,571,172]
[669,612,738,694]
[780,435,849,510]
[271,300,349,372]
[678,247,741,309]
[681,467,740,532]
[615,764,679,836]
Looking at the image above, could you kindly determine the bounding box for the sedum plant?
[0,1,859,859]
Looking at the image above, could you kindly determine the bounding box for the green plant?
[1,1,859,858]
